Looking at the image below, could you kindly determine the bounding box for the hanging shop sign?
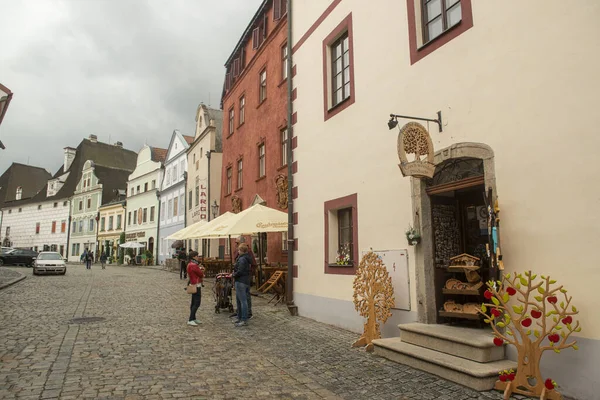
[191,180,208,221]
[397,122,435,179]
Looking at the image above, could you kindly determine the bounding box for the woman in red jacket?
[186,251,204,326]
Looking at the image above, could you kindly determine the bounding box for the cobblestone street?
[1,265,519,400]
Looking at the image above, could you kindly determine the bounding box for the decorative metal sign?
[397,122,435,179]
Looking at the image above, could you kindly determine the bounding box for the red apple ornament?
[545,378,556,390]
[562,316,573,325]
[531,309,542,319]
[547,296,558,304]
[494,337,504,346]
[549,334,560,343]
[506,287,517,296]
[491,309,502,318]
[521,318,532,327]
[484,290,493,300]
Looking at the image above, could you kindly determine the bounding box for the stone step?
[399,323,505,363]
[372,338,517,392]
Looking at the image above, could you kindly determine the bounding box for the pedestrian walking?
[80,248,92,270]
[186,251,204,327]
[100,252,107,269]
[178,248,187,280]
[232,243,252,327]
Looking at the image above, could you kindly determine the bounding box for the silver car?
[33,252,67,275]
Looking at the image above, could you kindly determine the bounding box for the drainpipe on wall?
[156,165,163,264]
[66,200,72,259]
[286,0,298,316]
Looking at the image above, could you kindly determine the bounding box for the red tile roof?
[183,135,195,145]
[151,147,168,163]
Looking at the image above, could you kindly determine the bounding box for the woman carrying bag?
[186,251,204,327]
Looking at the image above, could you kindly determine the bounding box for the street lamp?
[211,200,219,219]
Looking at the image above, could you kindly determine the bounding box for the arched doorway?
[148,237,154,255]
[410,143,496,324]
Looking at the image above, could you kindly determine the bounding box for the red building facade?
[220,0,289,264]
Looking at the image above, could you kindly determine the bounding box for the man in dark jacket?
[232,243,252,327]
[178,248,187,280]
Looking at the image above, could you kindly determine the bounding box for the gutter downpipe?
[66,200,72,259]
[286,1,298,316]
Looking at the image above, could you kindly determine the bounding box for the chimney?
[63,147,76,172]
[88,134,98,142]
[114,141,123,148]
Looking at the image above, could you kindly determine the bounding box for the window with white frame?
[281,129,288,166]
[331,32,351,107]
[229,107,235,135]
[239,96,245,125]
[259,70,267,103]
[237,159,243,190]
[226,167,232,195]
[258,144,266,178]
[150,206,155,222]
[281,44,288,81]
[168,199,173,219]
[422,0,462,43]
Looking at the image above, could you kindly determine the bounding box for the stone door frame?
[410,142,496,324]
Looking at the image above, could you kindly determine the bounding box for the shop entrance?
[426,157,491,325]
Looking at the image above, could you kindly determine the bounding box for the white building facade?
[290,1,600,399]
[157,130,193,264]
[125,145,165,262]
[1,199,69,256]
[186,104,223,257]
[68,160,102,261]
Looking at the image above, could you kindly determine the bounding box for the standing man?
[80,248,92,270]
[232,243,251,327]
[100,252,107,269]
[178,247,187,280]
[232,236,256,319]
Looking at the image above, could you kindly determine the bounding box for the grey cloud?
[0,0,261,173]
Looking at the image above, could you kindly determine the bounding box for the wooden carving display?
[275,174,288,210]
[479,271,581,400]
[231,195,242,213]
[352,251,395,352]
[397,122,435,178]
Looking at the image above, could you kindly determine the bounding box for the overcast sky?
[0,0,263,175]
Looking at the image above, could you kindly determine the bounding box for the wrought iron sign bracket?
[388,111,443,133]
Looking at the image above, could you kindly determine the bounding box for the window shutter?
[252,27,259,49]
[274,0,281,20]
[241,48,246,69]
[233,59,239,77]
[263,14,268,39]
[281,0,287,17]
[225,72,231,91]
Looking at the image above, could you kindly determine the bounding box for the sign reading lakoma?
[397,122,435,179]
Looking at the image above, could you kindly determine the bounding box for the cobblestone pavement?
[0,264,531,400]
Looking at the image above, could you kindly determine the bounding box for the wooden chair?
[257,271,284,293]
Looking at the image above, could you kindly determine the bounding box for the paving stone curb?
[0,269,26,290]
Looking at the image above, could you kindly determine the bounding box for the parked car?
[0,248,38,267]
[0,247,14,255]
[33,252,66,275]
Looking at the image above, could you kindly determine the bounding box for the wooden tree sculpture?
[352,251,395,352]
[478,271,581,400]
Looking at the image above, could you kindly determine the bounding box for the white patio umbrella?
[194,204,287,238]
[186,211,236,239]
[119,242,145,249]
[166,220,208,240]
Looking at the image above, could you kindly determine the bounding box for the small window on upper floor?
[259,69,267,103]
[16,187,22,200]
[407,0,473,64]
[323,14,355,121]
[422,0,462,43]
[273,0,287,21]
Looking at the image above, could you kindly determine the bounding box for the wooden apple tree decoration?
[478,271,581,400]
[352,251,395,352]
